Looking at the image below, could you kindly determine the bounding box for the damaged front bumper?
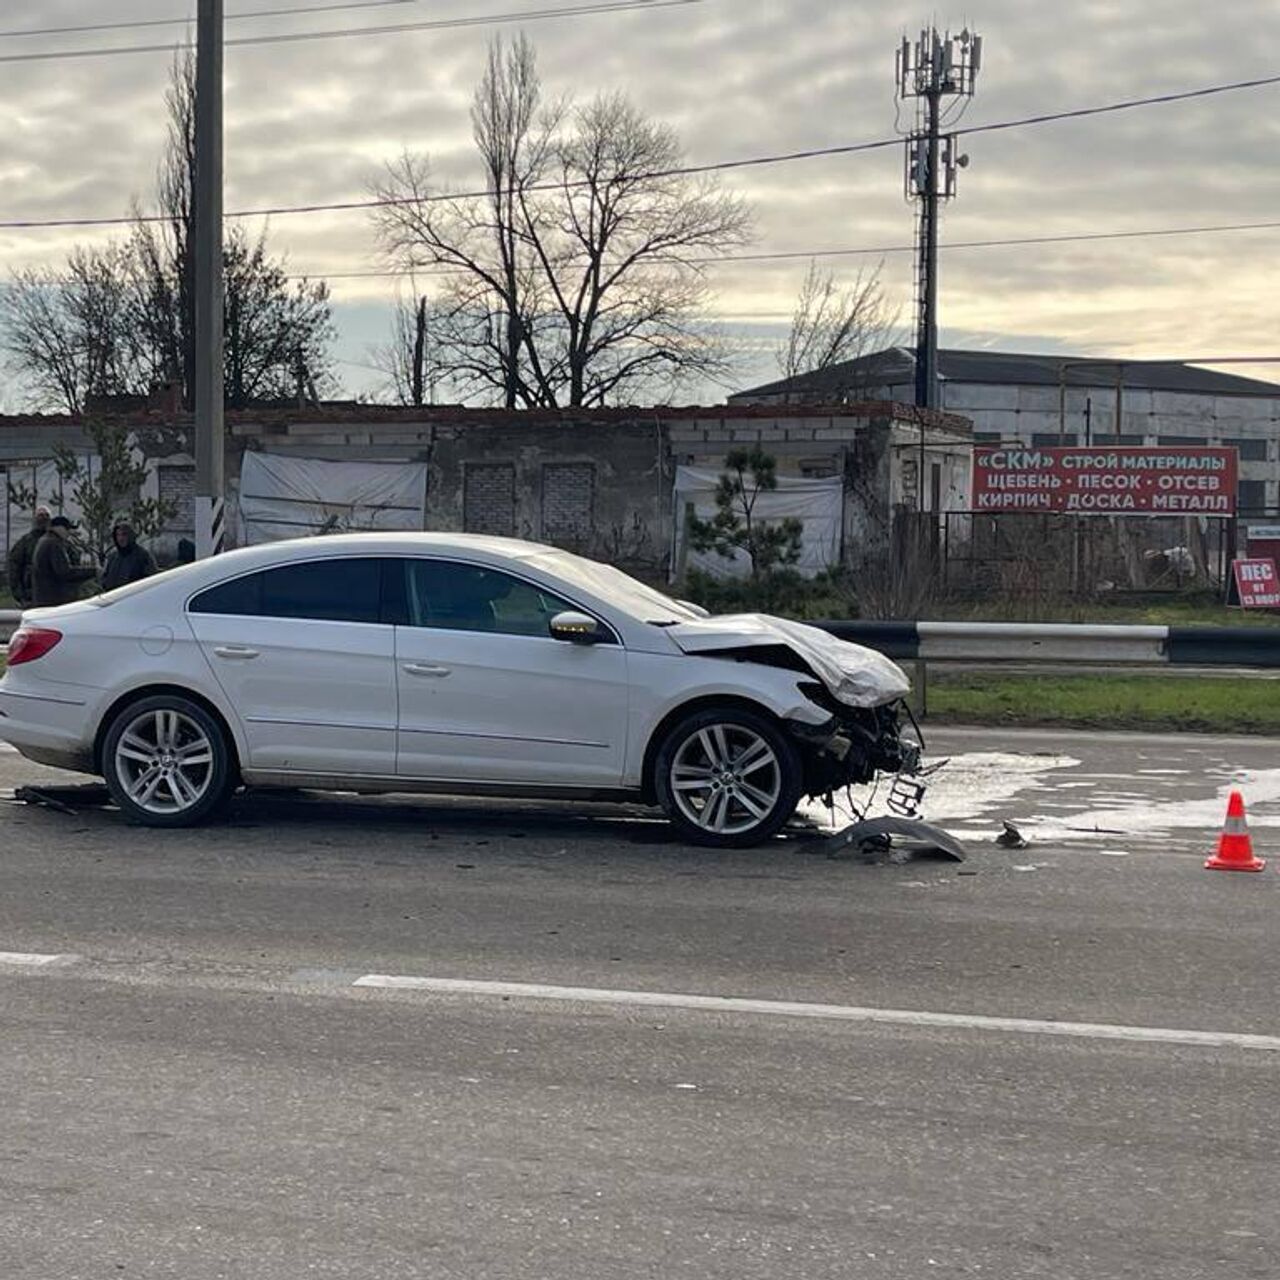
[786,695,923,798]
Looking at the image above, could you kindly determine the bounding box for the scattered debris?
[996,820,1029,849]
[886,775,928,818]
[12,784,113,814]
[809,816,967,864]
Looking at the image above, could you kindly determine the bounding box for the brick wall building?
[1,403,971,578]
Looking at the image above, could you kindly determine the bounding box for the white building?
[732,348,1280,516]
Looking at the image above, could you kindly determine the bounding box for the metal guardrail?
[819,620,1280,668]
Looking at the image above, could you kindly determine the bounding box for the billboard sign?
[1233,559,1280,609]
[972,446,1238,516]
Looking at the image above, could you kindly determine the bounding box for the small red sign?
[972,446,1238,516]
[1233,558,1280,609]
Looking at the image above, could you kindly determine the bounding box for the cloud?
[1,0,1278,403]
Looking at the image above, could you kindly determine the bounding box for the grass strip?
[927,672,1280,734]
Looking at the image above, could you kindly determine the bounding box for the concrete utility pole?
[897,26,982,411]
[194,0,225,558]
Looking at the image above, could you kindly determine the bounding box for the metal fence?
[919,510,1240,600]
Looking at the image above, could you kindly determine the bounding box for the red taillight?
[6,627,63,666]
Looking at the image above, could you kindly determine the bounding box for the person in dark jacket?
[101,521,156,592]
[31,516,97,608]
[6,505,51,607]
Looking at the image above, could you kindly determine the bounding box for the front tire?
[654,706,802,848]
[102,695,235,827]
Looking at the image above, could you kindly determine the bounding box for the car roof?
[233,531,552,559]
[197,531,556,576]
[86,533,565,607]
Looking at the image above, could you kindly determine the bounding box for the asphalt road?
[2,727,1278,1279]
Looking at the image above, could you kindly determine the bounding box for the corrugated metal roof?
[734,348,1280,401]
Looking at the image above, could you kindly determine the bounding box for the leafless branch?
[370,36,752,408]
[779,260,899,383]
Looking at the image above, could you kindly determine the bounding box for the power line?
[278,216,1280,283]
[959,73,1280,139]
[0,0,703,65]
[6,213,1272,290]
[0,1,415,41]
[1,67,1275,233]
[711,217,1280,263]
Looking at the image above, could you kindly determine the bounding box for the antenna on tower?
[896,23,983,410]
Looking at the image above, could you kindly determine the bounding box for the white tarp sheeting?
[238,452,428,545]
[672,466,843,580]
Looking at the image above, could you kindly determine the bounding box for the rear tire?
[654,706,802,848]
[102,694,236,827]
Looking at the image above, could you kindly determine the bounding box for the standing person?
[101,520,157,592]
[5,505,51,607]
[31,516,97,608]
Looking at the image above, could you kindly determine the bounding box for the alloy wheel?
[669,723,783,837]
[113,707,216,816]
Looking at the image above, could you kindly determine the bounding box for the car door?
[393,558,630,787]
[187,556,398,776]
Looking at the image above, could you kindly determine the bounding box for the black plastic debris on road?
[12,784,114,814]
[807,816,968,864]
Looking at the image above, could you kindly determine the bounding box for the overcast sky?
[2,0,1279,404]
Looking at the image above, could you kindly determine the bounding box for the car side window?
[403,559,594,638]
[190,571,262,617]
[191,558,386,624]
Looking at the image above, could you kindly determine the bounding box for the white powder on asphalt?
[799,752,1080,832]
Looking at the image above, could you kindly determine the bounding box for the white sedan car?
[0,534,918,847]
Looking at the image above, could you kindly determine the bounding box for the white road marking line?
[352,975,1280,1052]
[0,742,18,754]
[0,951,77,967]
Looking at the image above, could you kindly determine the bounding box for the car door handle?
[403,662,451,678]
[213,645,260,660]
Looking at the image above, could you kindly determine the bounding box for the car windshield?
[527,549,702,624]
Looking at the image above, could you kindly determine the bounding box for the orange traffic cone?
[1205,791,1266,872]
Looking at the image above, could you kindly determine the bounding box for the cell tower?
[896,26,982,409]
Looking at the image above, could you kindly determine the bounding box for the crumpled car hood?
[666,613,911,709]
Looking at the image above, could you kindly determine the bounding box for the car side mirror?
[549,610,604,644]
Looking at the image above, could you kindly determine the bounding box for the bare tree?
[124,52,198,400]
[130,54,335,409]
[371,35,751,408]
[1,245,142,413]
[371,293,453,406]
[473,34,552,407]
[220,230,334,407]
[3,53,334,413]
[779,261,897,382]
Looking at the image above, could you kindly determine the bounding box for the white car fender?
[622,651,831,788]
[90,647,252,767]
